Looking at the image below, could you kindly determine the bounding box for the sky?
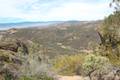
[0,0,113,23]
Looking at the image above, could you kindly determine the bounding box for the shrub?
[106,52,120,67]
[52,54,85,75]
[82,54,112,79]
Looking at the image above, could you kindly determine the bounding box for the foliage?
[82,54,112,76]
[28,42,42,54]
[106,52,120,67]
[100,11,120,36]
[19,76,32,80]
[97,1,120,67]
[110,0,120,11]
[98,11,120,57]
[52,54,86,75]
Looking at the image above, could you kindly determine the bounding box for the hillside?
[0,21,102,56]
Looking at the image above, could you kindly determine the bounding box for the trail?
[57,75,88,80]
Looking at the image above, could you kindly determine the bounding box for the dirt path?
[57,75,88,80]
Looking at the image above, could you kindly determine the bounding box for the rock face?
[7,28,18,34]
[89,69,120,80]
[0,40,29,55]
[0,42,20,52]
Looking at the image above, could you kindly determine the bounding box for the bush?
[52,54,85,75]
[82,54,112,79]
[106,52,120,67]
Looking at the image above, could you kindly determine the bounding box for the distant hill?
[0,21,63,30]
[0,21,102,56]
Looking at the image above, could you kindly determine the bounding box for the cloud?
[0,0,113,23]
[46,2,112,21]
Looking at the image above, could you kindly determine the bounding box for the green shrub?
[82,54,112,77]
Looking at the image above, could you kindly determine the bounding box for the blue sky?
[0,0,113,23]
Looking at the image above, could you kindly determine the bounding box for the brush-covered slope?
[0,21,101,56]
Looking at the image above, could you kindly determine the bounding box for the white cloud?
[35,2,113,21]
[0,0,113,22]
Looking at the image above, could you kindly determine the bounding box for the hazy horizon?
[0,20,97,30]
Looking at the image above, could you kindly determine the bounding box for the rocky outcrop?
[7,28,18,34]
[89,68,120,80]
[0,40,29,55]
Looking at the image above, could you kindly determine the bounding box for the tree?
[98,0,120,57]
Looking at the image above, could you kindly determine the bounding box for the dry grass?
[52,54,86,75]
